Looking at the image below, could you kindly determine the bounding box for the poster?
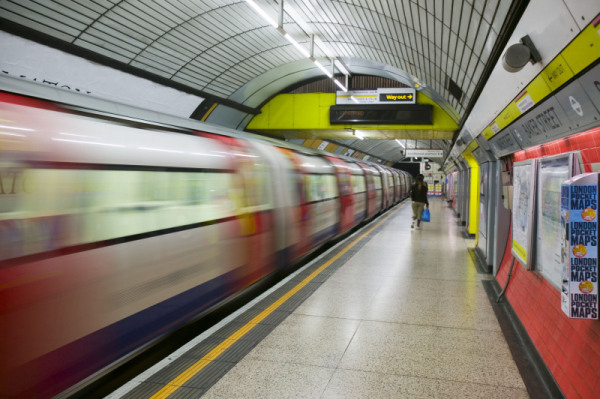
[560,174,599,319]
[512,160,537,268]
[536,155,571,289]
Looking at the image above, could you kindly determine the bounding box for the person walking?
[410,174,429,229]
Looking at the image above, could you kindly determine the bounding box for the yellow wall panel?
[496,103,521,129]
[247,92,459,131]
[523,74,551,105]
[541,54,575,91]
[463,153,480,238]
[562,22,600,75]
[325,143,339,152]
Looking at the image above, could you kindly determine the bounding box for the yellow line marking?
[150,204,404,398]
[200,103,218,121]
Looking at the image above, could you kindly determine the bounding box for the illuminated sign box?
[405,149,443,158]
[336,88,416,105]
[560,173,599,319]
[329,104,432,124]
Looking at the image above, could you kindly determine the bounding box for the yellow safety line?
[150,204,404,398]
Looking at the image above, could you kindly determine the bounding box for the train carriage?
[0,90,412,398]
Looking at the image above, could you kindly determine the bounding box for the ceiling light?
[333,79,347,92]
[313,60,332,78]
[354,130,364,140]
[350,96,360,104]
[395,139,405,148]
[245,0,278,27]
[284,33,310,58]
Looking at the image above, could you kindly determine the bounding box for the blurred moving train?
[0,90,413,398]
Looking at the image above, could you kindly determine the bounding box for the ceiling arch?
[0,0,522,164]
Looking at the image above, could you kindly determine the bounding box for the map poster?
[560,174,599,319]
[512,160,537,269]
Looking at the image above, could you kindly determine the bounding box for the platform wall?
[496,127,600,399]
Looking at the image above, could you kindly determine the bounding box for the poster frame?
[535,153,577,289]
[511,159,538,269]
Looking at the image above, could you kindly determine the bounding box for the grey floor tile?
[120,200,528,398]
[322,369,440,399]
[201,359,335,399]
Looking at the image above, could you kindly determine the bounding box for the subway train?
[0,91,413,398]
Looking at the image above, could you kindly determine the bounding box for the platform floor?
[107,198,530,399]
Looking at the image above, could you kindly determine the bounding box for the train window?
[374,175,383,190]
[0,167,242,262]
[304,174,339,203]
[351,175,366,193]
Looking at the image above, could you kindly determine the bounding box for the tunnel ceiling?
[0,0,520,164]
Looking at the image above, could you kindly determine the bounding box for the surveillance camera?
[502,43,532,72]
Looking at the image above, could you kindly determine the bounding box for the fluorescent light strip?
[350,96,360,104]
[53,138,124,147]
[284,33,310,58]
[138,147,183,154]
[333,79,347,92]
[0,132,26,137]
[0,125,34,131]
[314,60,332,78]
[245,0,278,27]
[354,131,364,140]
[395,139,405,148]
[245,0,346,86]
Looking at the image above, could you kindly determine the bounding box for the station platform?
[106,198,530,399]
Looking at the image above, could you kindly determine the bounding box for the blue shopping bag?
[421,208,430,222]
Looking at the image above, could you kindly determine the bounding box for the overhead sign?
[405,149,443,158]
[378,88,416,104]
[336,88,416,105]
[329,104,432,125]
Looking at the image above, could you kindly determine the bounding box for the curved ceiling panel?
[0,0,520,164]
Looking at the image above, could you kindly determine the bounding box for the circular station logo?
[579,280,594,294]
[582,208,597,222]
[573,244,587,258]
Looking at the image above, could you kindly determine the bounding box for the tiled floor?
[201,198,529,399]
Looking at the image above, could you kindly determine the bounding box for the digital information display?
[329,104,433,125]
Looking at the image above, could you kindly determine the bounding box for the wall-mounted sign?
[317,141,329,150]
[336,88,416,105]
[405,149,443,158]
[378,88,416,103]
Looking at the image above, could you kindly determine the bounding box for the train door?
[392,170,400,204]
[374,165,391,209]
[359,163,377,218]
[349,162,367,225]
[326,156,354,233]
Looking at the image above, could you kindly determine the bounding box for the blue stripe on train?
[310,224,339,246]
[11,252,287,398]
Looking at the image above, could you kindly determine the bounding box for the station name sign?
[337,88,416,105]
